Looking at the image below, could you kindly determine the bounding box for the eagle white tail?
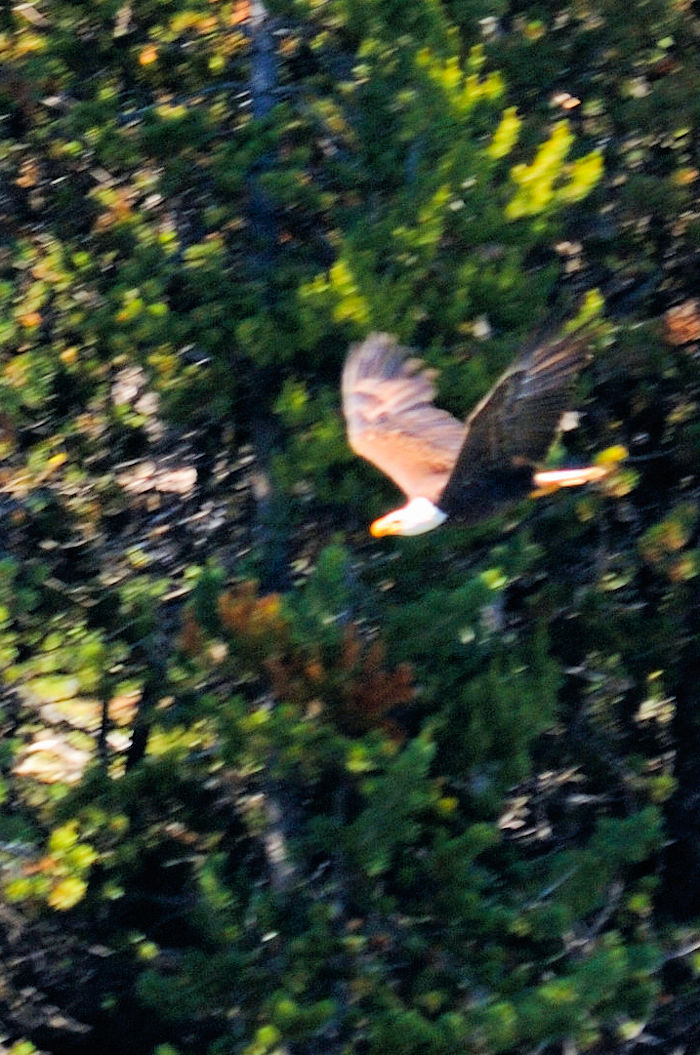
[531,465,609,492]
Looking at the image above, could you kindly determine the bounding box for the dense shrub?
[1,2,699,1054]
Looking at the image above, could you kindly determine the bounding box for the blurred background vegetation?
[0,1,699,1053]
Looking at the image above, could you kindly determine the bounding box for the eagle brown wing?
[342,333,465,503]
[438,324,591,513]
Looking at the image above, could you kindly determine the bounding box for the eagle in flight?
[342,325,607,537]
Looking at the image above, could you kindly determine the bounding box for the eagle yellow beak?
[370,514,397,538]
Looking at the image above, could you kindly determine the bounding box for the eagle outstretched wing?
[439,324,590,509]
[342,332,465,503]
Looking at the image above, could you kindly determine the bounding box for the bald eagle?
[342,327,607,537]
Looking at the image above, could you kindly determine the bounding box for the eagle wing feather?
[342,333,465,503]
[439,325,591,511]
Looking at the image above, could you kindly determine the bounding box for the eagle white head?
[370,497,448,538]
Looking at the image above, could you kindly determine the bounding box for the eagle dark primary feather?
[438,324,592,516]
[341,320,607,537]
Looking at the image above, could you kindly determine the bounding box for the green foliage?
[1,1,698,1053]
[439,627,563,793]
[638,502,699,582]
[507,121,603,221]
[137,948,247,1025]
[8,1043,40,1055]
[346,734,435,876]
[4,820,97,912]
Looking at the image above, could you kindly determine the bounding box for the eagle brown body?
[342,325,606,536]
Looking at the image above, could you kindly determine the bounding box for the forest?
[1,1,700,1053]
